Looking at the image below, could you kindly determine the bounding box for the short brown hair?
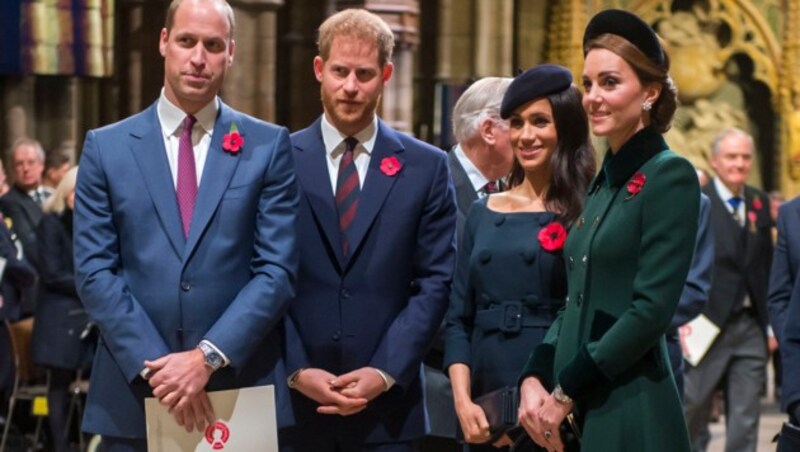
[165,0,236,39]
[586,33,677,133]
[317,9,395,67]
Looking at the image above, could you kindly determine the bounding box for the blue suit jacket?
[768,196,800,412]
[284,117,456,444]
[74,101,299,438]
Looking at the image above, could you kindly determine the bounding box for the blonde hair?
[43,166,78,215]
[318,9,394,67]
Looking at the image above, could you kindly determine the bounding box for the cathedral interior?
[2,0,800,196]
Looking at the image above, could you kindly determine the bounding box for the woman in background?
[444,64,595,450]
[31,166,88,452]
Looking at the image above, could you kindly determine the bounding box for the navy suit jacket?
[74,101,299,438]
[0,220,36,321]
[768,196,800,412]
[284,117,457,443]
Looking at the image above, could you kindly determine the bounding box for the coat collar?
[593,127,668,189]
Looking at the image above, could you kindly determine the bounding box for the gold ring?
[544,430,552,440]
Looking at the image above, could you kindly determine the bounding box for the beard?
[320,85,381,135]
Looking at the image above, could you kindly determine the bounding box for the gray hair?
[9,138,45,165]
[452,77,513,144]
[43,166,78,215]
[711,127,754,156]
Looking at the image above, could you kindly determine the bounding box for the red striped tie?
[336,137,360,256]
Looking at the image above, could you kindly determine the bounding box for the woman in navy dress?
[31,166,89,452]
[444,65,595,450]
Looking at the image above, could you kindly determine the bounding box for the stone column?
[436,0,472,82]
[474,0,513,77]
[225,0,284,121]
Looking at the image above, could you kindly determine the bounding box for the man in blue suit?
[73,0,298,450]
[667,193,713,396]
[280,9,456,452]
[768,195,800,438]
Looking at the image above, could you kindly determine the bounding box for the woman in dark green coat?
[517,10,699,452]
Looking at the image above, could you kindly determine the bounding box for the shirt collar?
[454,144,489,192]
[157,88,219,137]
[320,114,378,157]
[713,177,743,202]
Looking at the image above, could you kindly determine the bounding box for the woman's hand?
[455,398,492,444]
[535,394,573,452]
[518,377,549,448]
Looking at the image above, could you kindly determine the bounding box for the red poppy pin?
[538,221,567,252]
[222,122,243,155]
[752,197,763,210]
[626,172,646,199]
[380,156,402,176]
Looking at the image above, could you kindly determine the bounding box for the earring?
[642,100,653,112]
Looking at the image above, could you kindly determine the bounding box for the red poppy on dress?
[626,172,646,199]
[380,156,402,176]
[748,211,757,224]
[222,122,243,154]
[752,197,763,210]
[538,221,567,252]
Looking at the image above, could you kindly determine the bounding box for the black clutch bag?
[462,386,581,451]
[455,386,518,444]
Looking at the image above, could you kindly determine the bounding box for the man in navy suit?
[73,0,298,450]
[768,195,800,438]
[667,192,713,396]
[281,9,456,451]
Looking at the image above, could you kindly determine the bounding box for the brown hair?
[586,33,677,133]
[506,86,596,228]
[317,9,395,67]
[165,0,236,39]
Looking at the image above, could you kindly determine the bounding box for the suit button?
[332,330,341,341]
[181,281,191,291]
[341,289,350,299]
[568,256,574,270]
[582,255,588,266]
[577,294,584,306]
[565,295,570,305]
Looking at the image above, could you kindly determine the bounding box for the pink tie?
[177,115,197,237]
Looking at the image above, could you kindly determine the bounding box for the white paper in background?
[681,314,721,367]
[146,385,278,452]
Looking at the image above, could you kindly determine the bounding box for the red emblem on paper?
[205,421,231,450]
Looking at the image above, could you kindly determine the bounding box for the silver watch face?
[206,353,222,368]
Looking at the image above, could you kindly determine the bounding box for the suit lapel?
[294,119,346,269]
[184,103,242,260]
[448,150,478,217]
[703,184,745,268]
[129,104,185,257]
[345,120,404,263]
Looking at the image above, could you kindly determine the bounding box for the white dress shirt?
[453,144,490,195]
[157,89,219,189]
[320,114,377,194]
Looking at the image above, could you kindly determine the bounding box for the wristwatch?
[198,342,224,371]
[552,385,574,405]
